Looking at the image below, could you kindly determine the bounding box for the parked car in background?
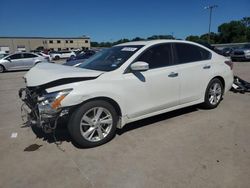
[0,52,49,73]
[36,52,52,61]
[63,51,96,66]
[50,51,76,60]
[0,52,8,59]
[231,44,250,61]
[196,41,224,56]
[221,47,234,57]
[19,40,233,147]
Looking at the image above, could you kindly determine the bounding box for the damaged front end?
[19,87,72,133]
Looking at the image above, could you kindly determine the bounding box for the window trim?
[124,43,175,74]
[172,42,212,65]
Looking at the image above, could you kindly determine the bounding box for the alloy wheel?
[80,107,113,142]
[208,82,222,105]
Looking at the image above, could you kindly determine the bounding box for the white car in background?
[50,51,76,60]
[19,40,233,148]
[0,52,48,73]
[36,52,52,61]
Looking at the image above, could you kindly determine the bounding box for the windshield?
[79,45,143,71]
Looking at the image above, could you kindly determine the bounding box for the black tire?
[68,100,118,148]
[202,78,224,109]
[0,65,5,73]
[55,56,60,60]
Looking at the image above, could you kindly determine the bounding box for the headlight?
[38,89,72,114]
[245,50,250,54]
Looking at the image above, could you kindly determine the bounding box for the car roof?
[115,39,213,52]
[116,39,196,46]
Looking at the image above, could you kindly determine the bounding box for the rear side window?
[137,43,172,69]
[23,53,37,58]
[174,43,211,64]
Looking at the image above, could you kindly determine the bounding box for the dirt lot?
[0,62,250,188]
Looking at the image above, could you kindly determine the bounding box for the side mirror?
[130,61,149,71]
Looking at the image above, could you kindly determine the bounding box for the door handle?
[168,72,178,77]
[203,65,211,69]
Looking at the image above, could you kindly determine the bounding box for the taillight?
[224,60,233,70]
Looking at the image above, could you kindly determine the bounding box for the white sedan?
[20,40,233,147]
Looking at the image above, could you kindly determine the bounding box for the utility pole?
[204,5,218,43]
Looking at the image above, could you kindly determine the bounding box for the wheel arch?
[76,96,122,117]
[211,76,225,93]
[0,64,6,72]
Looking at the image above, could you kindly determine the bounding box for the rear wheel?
[68,100,118,148]
[55,56,60,60]
[0,65,4,73]
[202,78,223,109]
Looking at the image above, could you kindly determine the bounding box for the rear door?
[61,52,69,58]
[22,53,38,68]
[173,43,212,104]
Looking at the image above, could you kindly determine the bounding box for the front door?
[123,43,180,119]
[5,54,24,70]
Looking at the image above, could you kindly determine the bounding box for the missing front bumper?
[19,87,68,133]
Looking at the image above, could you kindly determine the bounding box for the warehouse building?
[0,36,91,53]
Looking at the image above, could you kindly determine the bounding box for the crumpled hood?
[24,63,104,87]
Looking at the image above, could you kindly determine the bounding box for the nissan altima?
[19,40,233,147]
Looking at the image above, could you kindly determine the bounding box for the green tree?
[91,42,99,47]
[147,35,174,40]
[185,35,201,42]
[131,37,145,41]
[241,17,250,27]
[218,21,247,43]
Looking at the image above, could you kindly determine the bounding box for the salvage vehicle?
[19,40,233,147]
[0,52,49,73]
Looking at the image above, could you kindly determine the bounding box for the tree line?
[186,17,250,44]
[91,17,250,47]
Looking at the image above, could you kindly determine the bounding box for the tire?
[202,78,223,109]
[0,65,5,73]
[55,56,60,60]
[68,100,118,148]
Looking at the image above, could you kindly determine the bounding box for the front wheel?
[202,78,223,109]
[68,100,118,148]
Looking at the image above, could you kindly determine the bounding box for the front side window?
[79,45,143,71]
[8,54,22,60]
[174,43,211,64]
[137,43,172,69]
